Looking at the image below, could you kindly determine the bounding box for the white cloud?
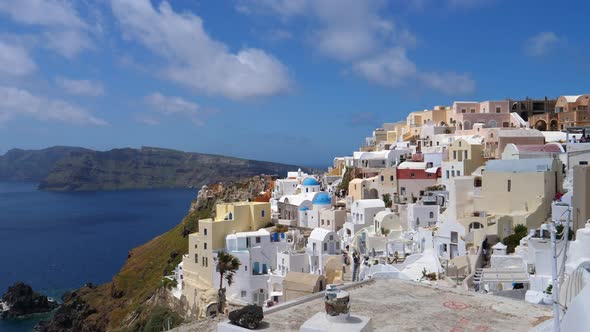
[524,31,560,57]
[354,47,476,95]
[0,41,37,76]
[144,92,203,126]
[268,29,293,41]
[0,0,94,58]
[354,47,417,87]
[420,71,476,95]
[0,86,107,125]
[238,0,475,95]
[56,77,105,96]
[145,92,199,115]
[136,114,160,126]
[111,0,292,100]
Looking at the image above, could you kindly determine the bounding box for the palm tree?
[216,251,240,312]
[217,251,241,290]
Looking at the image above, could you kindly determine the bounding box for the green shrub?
[140,305,183,332]
[502,225,528,253]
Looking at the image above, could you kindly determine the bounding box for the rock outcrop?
[35,290,99,332]
[228,305,264,330]
[0,282,58,319]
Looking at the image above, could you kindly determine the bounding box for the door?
[262,264,267,274]
[253,262,260,275]
[253,289,266,306]
[450,244,458,259]
[328,242,335,254]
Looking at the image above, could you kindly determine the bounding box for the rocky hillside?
[36,175,276,332]
[0,146,91,182]
[37,146,313,191]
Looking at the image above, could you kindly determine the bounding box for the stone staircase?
[473,268,484,287]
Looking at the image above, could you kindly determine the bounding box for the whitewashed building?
[223,229,289,306]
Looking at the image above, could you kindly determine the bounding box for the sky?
[0,0,588,167]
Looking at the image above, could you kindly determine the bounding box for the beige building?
[348,168,397,203]
[573,165,590,231]
[474,158,562,231]
[484,128,545,159]
[183,202,270,290]
[555,94,590,130]
[282,272,326,302]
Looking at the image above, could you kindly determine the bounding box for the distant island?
[0,146,316,191]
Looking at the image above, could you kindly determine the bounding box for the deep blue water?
[0,182,197,332]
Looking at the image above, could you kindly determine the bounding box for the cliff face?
[0,146,91,182]
[37,175,275,332]
[37,146,310,191]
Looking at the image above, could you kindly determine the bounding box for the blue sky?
[0,0,588,167]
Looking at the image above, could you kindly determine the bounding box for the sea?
[0,181,197,332]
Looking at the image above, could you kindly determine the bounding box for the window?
[327,220,330,226]
[451,170,455,177]
[255,236,261,243]
[410,172,415,178]
[401,187,406,195]
[457,171,460,176]
[241,291,247,298]
[323,243,328,251]
[496,107,501,113]
[204,242,207,250]
[446,170,450,179]
[470,109,475,113]
[507,180,511,192]
[194,244,197,249]
[458,141,462,147]
[245,265,248,271]
[453,151,457,159]
[429,212,434,218]
[204,228,207,236]
[329,235,333,240]
[451,231,458,243]
[461,109,466,113]
[464,150,468,159]
[390,175,394,181]
[381,175,384,181]
[261,210,265,217]
[194,254,198,263]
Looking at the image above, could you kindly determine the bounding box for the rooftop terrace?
[173,278,552,332]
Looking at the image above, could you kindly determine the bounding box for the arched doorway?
[469,222,484,232]
[550,119,558,131]
[535,119,547,131]
[463,120,472,130]
[368,188,378,199]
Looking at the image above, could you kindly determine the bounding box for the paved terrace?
[174,279,552,332]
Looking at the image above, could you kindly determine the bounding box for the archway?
[535,119,547,131]
[468,222,484,232]
[368,188,379,199]
[488,120,497,128]
[463,120,472,130]
[550,119,558,131]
